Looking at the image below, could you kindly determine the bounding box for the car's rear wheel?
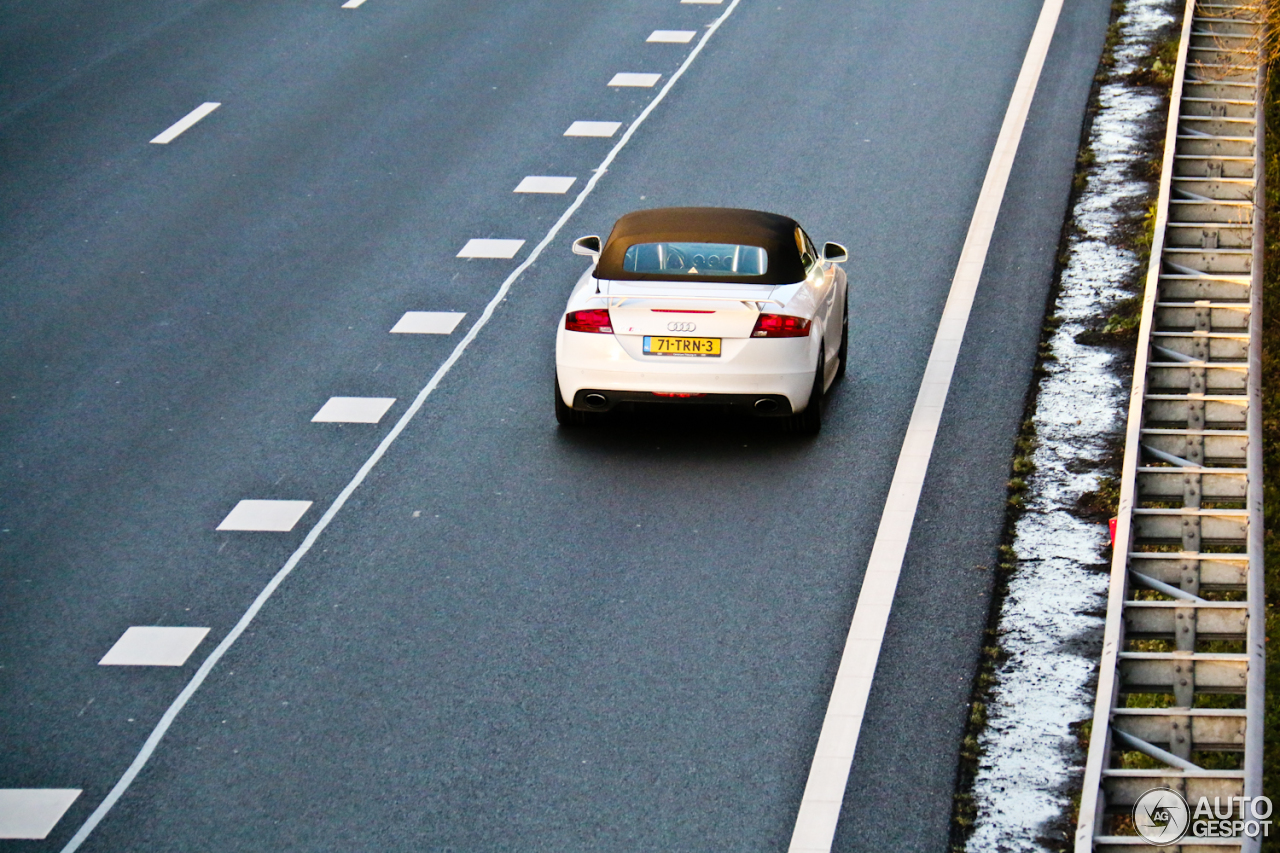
[554,373,592,427]
[835,296,849,380]
[785,348,823,435]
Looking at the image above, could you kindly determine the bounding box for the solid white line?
[149,102,220,144]
[58,1,745,849]
[786,0,1065,850]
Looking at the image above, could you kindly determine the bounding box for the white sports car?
[555,207,848,433]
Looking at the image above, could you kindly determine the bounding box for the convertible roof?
[595,207,807,284]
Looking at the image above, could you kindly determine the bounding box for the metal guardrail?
[1075,0,1265,849]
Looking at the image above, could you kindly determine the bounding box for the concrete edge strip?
[56,2,745,849]
[786,0,1065,849]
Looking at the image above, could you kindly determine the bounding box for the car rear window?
[622,242,768,276]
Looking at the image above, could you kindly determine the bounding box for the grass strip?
[1260,4,1278,843]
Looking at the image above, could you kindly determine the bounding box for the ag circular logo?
[666,321,696,332]
[1134,787,1190,844]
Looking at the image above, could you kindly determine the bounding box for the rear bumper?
[556,329,817,413]
[570,388,796,416]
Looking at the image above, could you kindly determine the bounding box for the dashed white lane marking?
[149,102,220,144]
[786,0,1066,850]
[312,397,396,423]
[390,311,466,334]
[457,238,525,259]
[608,72,661,87]
[0,790,81,840]
[59,0,748,847]
[99,627,210,667]
[515,175,576,194]
[564,120,622,137]
[340,0,367,7]
[647,29,696,43]
[216,500,313,532]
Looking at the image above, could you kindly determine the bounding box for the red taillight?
[751,313,811,338]
[565,308,613,334]
[652,392,707,398]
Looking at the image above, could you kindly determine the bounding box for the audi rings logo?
[666,321,697,332]
[1133,788,1190,845]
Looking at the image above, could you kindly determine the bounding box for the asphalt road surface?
[1,0,1112,849]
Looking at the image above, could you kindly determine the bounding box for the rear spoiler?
[585,293,785,310]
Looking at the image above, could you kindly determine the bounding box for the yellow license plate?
[643,336,721,356]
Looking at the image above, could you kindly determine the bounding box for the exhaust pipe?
[754,398,779,414]
[584,393,608,409]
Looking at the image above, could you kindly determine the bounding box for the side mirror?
[572,235,602,259]
[822,242,848,264]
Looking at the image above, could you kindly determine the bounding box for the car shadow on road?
[550,383,854,461]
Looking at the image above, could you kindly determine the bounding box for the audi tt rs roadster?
[554,207,849,433]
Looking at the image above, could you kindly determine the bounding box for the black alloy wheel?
[785,348,824,435]
[835,297,849,380]
[554,373,592,427]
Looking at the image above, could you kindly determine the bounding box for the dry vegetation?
[1256,0,1279,843]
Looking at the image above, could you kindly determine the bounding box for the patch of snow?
[964,1,1176,850]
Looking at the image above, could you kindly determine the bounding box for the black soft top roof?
[596,207,807,284]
